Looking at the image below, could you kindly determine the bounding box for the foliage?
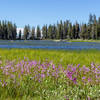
[0,49,100,99]
[0,21,17,40]
[23,25,30,40]
[1,14,100,40]
[0,57,100,99]
[36,25,41,39]
[0,49,100,66]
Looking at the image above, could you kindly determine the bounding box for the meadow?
[68,39,100,42]
[0,49,100,100]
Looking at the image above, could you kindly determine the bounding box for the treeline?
[22,14,100,40]
[0,21,17,40]
[0,14,100,40]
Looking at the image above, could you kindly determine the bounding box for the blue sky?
[0,0,100,28]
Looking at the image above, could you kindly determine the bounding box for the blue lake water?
[0,40,100,50]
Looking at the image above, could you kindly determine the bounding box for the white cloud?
[17,28,24,34]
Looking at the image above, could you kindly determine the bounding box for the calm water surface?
[0,40,100,50]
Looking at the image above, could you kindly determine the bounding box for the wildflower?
[0,60,2,65]
[41,74,45,78]
[10,74,15,79]
[52,72,55,76]
[21,68,24,74]
[2,81,7,87]
[66,71,73,80]
[88,97,90,100]
[88,78,92,82]
[71,67,76,73]
[91,63,96,69]
[52,64,55,70]
[47,70,50,76]
[77,64,80,68]
[81,65,90,73]
[82,77,86,80]
[72,77,77,84]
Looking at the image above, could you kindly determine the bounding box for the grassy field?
[68,39,100,42]
[52,39,100,42]
[0,49,100,66]
[0,49,100,100]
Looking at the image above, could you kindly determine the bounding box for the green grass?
[0,48,100,66]
[68,39,100,42]
[0,49,100,100]
[51,39,100,42]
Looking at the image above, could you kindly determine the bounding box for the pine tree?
[92,14,97,39]
[47,24,52,39]
[19,30,22,40]
[59,20,64,39]
[7,21,13,39]
[50,24,57,39]
[88,14,94,39]
[89,14,93,25]
[52,24,57,39]
[75,22,80,39]
[72,25,76,39]
[68,23,72,39]
[97,17,100,39]
[13,24,17,40]
[80,24,88,39]
[4,21,8,39]
[23,25,30,40]
[24,26,28,40]
[30,27,35,40]
[2,20,5,39]
[42,25,48,39]
[63,20,69,39]
[36,25,41,39]
[0,21,2,39]
[56,22,60,39]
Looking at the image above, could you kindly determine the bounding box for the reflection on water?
[0,40,100,50]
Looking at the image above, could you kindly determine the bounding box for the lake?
[0,40,100,50]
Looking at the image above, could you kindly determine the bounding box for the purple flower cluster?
[0,59,100,87]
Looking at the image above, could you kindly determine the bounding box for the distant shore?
[46,39,100,42]
[1,39,100,43]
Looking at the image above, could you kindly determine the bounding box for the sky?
[0,0,100,28]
